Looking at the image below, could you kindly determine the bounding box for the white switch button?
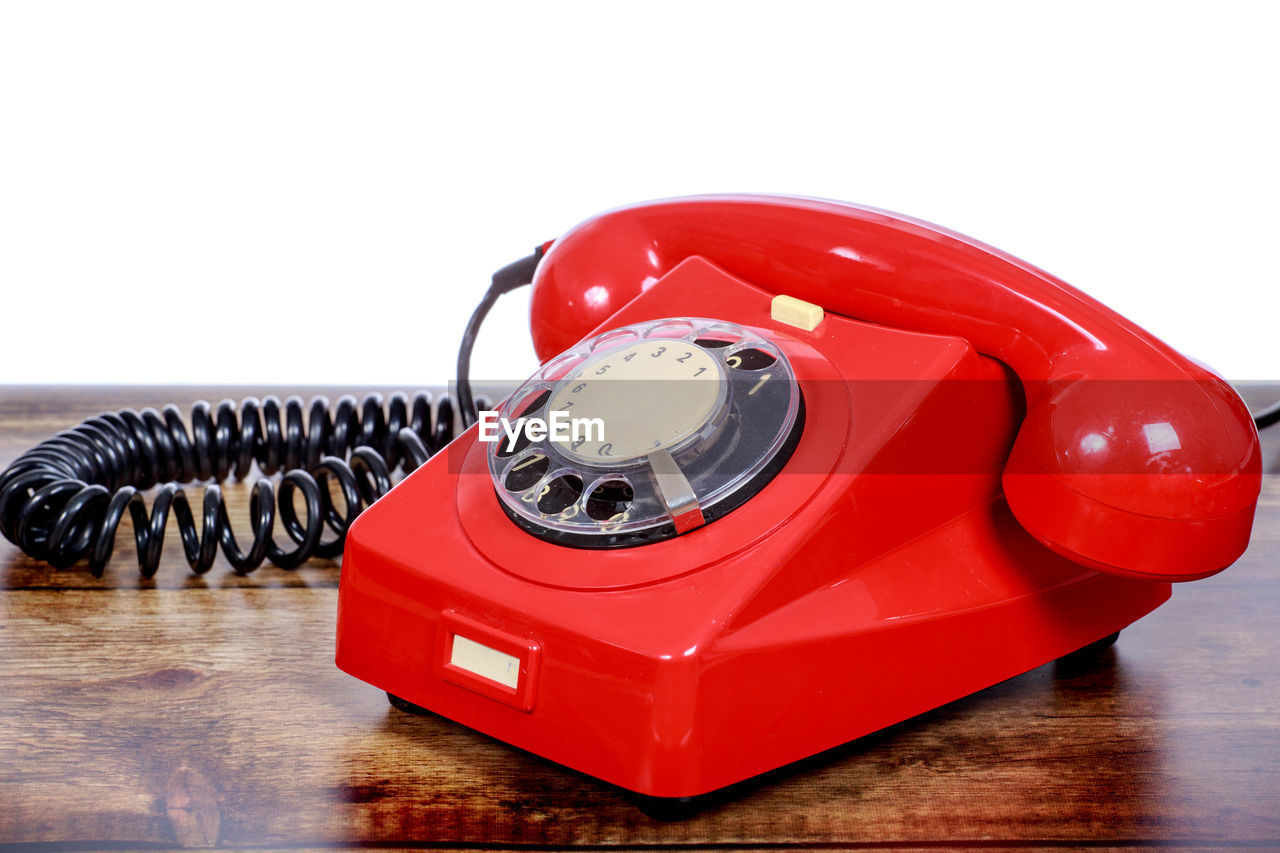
[770,294,824,331]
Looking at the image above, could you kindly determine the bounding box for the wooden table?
[2,385,1278,850]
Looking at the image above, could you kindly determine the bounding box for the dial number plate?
[549,340,724,463]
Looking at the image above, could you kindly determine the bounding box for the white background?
[1,1,1276,386]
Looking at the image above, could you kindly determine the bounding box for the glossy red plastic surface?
[529,196,1262,581]
[337,258,1175,798]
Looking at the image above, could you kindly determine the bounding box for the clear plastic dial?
[484,318,803,548]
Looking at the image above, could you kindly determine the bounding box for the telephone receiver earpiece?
[528,195,1262,582]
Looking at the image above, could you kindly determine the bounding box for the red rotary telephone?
[335,195,1262,807]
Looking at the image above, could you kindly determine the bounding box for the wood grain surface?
[1,385,1278,850]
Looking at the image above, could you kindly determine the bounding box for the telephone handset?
[524,195,1262,581]
[0,195,1265,810]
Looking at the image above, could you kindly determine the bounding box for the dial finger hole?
[725,347,778,370]
[495,427,533,458]
[539,353,585,381]
[694,322,743,349]
[507,387,551,419]
[537,473,584,515]
[590,328,640,352]
[645,319,696,340]
[585,476,635,521]
[503,452,549,493]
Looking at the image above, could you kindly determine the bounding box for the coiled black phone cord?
[0,249,542,578]
[0,392,465,577]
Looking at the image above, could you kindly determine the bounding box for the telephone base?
[336,255,1173,799]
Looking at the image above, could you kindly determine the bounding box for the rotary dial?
[484,318,803,548]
